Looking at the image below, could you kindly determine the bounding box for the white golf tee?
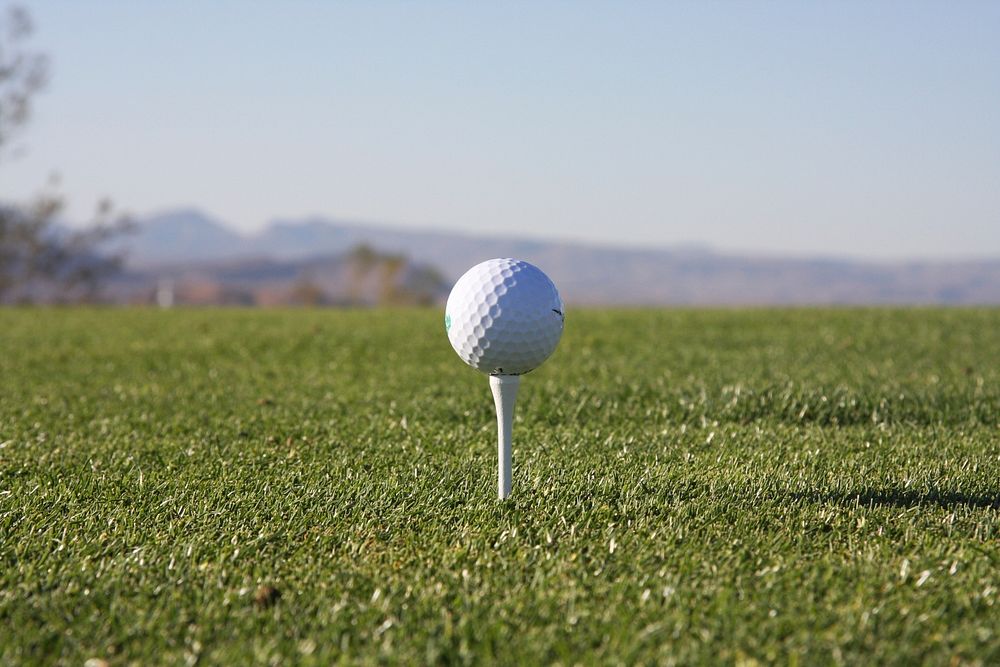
[489,374,520,500]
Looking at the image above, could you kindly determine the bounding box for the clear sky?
[3,1,999,259]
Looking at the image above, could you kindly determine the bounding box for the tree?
[0,187,127,303]
[0,5,47,151]
[0,5,130,304]
[342,244,447,306]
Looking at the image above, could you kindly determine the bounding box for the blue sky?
[3,1,999,258]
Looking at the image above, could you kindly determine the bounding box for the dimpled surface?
[445,258,564,375]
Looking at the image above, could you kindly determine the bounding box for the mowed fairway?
[1,308,999,665]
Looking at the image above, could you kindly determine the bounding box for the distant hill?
[119,208,1000,305]
[122,209,246,264]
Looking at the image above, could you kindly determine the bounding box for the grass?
[1,307,998,665]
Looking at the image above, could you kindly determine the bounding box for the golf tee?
[489,374,520,500]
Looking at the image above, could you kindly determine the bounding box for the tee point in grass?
[445,258,565,499]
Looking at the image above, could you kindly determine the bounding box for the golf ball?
[445,258,564,375]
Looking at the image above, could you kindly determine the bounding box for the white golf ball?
[445,258,564,375]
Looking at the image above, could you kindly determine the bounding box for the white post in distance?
[490,374,520,500]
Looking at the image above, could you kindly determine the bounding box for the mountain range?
[116,209,1000,305]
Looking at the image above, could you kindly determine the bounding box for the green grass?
[1,308,998,665]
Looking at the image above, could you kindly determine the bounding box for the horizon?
[132,205,1000,265]
[3,2,1000,261]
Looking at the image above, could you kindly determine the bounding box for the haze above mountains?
[120,209,1000,305]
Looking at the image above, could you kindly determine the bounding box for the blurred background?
[1,1,998,306]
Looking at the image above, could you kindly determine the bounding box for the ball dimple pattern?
[445,258,564,375]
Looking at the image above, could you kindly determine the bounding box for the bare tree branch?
[0,5,131,304]
[0,5,49,157]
